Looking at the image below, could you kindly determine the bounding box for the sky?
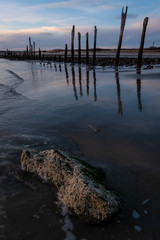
[0,0,159,50]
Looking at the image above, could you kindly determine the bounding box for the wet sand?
[0,59,160,240]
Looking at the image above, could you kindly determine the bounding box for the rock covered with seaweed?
[20,149,120,223]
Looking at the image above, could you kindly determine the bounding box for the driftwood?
[115,6,128,67]
[88,124,99,132]
[137,17,149,69]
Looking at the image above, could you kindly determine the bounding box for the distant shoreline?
[1,47,160,67]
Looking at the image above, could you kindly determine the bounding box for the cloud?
[40,0,117,12]
[0,0,160,50]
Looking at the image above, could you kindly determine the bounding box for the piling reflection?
[65,64,69,85]
[37,62,144,114]
[71,66,78,101]
[78,67,83,97]
[115,71,123,116]
[86,68,89,96]
[93,70,97,102]
[54,63,57,72]
[136,69,142,112]
[59,63,62,72]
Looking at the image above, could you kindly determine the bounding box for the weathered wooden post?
[71,25,75,64]
[137,17,149,69]
[26,45,28,58]
[115,6,128,67]
[93,26,97,66]
[64,44,68,63]
[39,48,41,60]
[86,32,89,65]
[29,37,32,57]
[78,32,81,64]
[33,41,35,59]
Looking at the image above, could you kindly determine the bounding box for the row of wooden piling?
[65,6,149,68]
[5,6,149,69]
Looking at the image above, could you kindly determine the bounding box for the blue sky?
[0,0,159,50]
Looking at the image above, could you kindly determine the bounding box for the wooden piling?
[71,25,75,64]
[78,32,81,64]
[39,48,41,60]
[33,41,35,59]
[26,45,28,57]
[137,17,149,69]
[93,26,97,66]
[115,6,128,67]
[86,33,89,65]
[29,37,32,57]
[64,44,68,63]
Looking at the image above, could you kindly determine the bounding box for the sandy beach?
[0,59,160,240]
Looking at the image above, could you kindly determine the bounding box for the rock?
[20,149,120,223]
[144,65,153,70]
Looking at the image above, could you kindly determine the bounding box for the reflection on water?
[79,67,83,97]
[115,71,123,115]
[86,67,89,97]
[65,64,69,85]
[62,64,144,113]
[71,65,78,101]
[93,70,97,102]
[54,63,57,71]
[137,69,143,112]
[0,59,160,240]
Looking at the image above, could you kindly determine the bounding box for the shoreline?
[2,48,160,67]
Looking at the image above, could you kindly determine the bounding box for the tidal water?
[0,59,160,240]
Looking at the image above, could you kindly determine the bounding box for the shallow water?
[0,59,160,240]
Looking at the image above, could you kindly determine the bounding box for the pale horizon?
[0,0,160,51]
